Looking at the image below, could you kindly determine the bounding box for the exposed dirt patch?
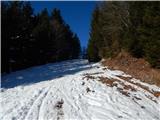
[82,82,85,85]
[86,87,91,93]
[118,76,160,98]
[98,76,159,102]
[82,72,104,80]
[134,96,142,100]
[98,77,117,87]
[154,92,160,97]
[98,77,133,97]
[102,51,160,86]
[99,77,136,92]
[55,99,64,109]
[102,68,108,70]
[117,76,133,81]
[119,90,130,97]
[82,74,95,80]
[123,84,136,92]
[141,106,145,109]
[55,99,64,120]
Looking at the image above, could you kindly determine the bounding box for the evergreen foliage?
[87,1,160,68]
[1,1,81,73]
[87,6,102,62]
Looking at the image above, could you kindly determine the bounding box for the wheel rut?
[24,86,52,120]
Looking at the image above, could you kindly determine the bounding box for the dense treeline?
[2,1,81,73]
[88,1,160,68]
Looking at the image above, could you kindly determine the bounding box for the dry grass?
[123,84,136,92]
[117,76,132,81]
[98,77,117,87]
[154,92,160,97]
[82,72,103,80]
[102,51,160,86]
[98,77,159,103]
[98,77,135,97]
[118,70,160,97]
[82,74,95,80]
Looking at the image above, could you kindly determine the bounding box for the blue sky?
[30,1,97,48]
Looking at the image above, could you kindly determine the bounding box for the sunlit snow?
[0,59,160,120]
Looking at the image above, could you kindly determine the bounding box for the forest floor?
[1,59,160,120]
[102,52,160,86]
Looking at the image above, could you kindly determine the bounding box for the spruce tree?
[51,8,67,61]
[3,1,24,72]
[87,6,101,62]
[72,34,81,59]
[33,8,51,64]
[2,2,10,73]
[21,2,35,67]
[87,1,160,68]
[1,2,82,73]
[138,2,160,67]
[51,9,81,61]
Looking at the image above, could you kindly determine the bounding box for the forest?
[1,1,81,73]
[88,1,160,68]
[2,1,160,74]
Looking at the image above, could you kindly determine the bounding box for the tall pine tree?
[87,6,101,62]
[2,2,81,73]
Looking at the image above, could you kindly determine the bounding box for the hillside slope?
[1,59,160,120]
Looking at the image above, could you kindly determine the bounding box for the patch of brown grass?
[98,76,159,103]
[118,75,160,98]
[98,77,135,97]
[123,84,137,92]
[116,87,130,97]
[119,90,130,97]
[82,74,95,80]
[98,76,160,101]
[154,92,160,97]
[102,51,160,86]
[98,77,117,87]
[117,76,132,81]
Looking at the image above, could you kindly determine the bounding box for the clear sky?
[30,1,97,48]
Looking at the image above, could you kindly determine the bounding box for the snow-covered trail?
[0,59,160,120]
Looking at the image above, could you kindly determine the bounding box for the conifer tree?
[137,2,160,67]
[2,2,10,73]
[88,1,160,68]
[33,8,52,64]
[72,34,81,59]
[1,2,81,73]
[87,6,101,62]
[51,9,81,61]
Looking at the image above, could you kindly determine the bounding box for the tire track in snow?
[37,85,61,120]
[57,78,90,120]
[24,79,69,120]
[1,87,49,120]
[24,86,52,120]
[37,86,54,120]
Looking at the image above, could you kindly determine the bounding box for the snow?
[1,59,160,120]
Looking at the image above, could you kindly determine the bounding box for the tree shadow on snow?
[1,59,93,89]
